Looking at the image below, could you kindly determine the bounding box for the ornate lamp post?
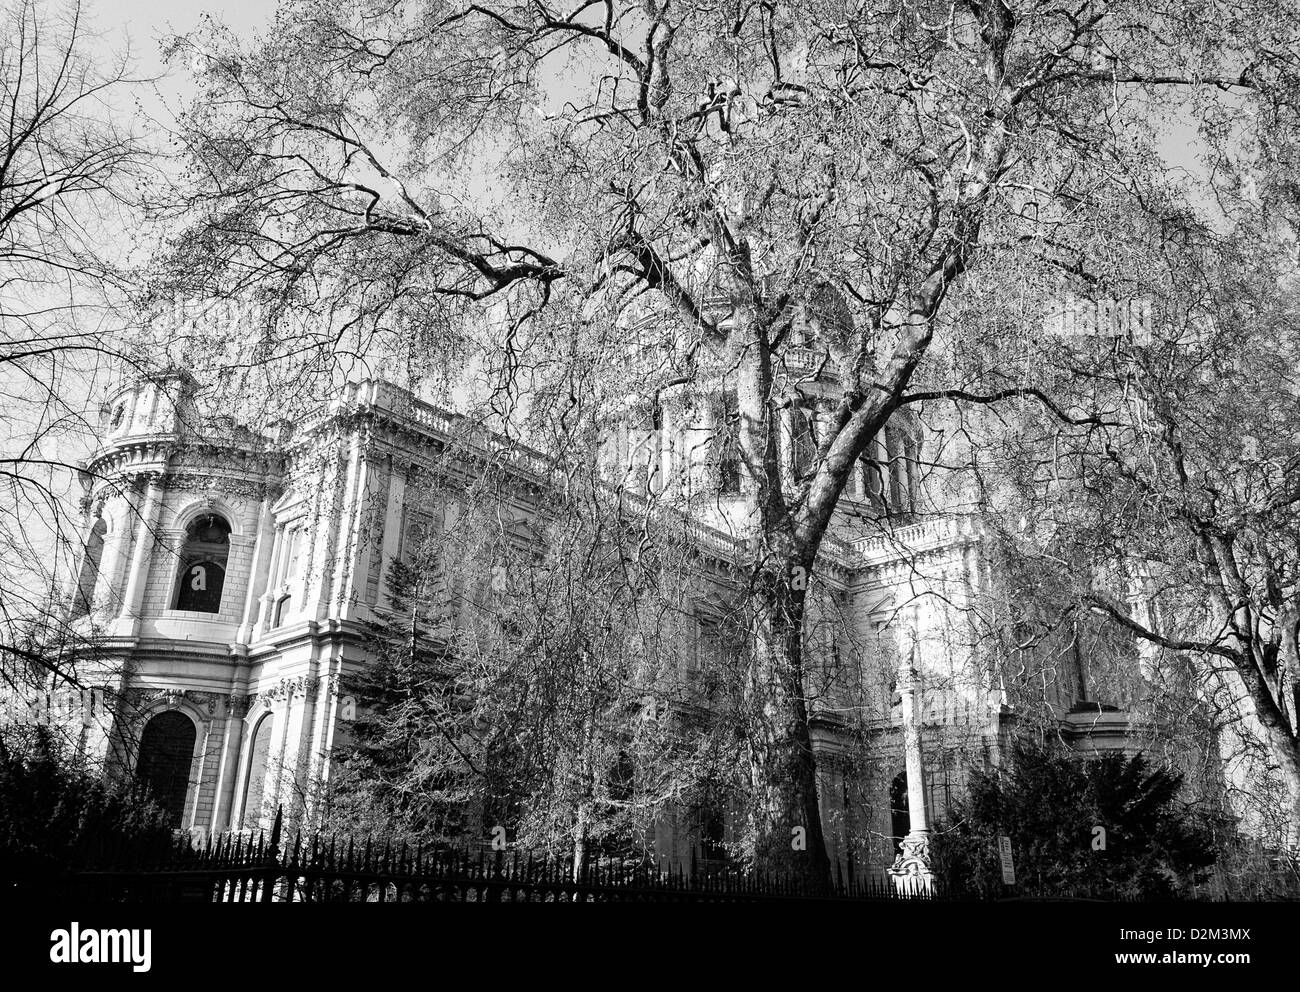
[888,650,935,895]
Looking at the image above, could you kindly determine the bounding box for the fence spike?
[268,807,283,858]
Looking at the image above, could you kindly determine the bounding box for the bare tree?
[152,0,1298,877]
[941,195,1300,848]
[0,0,152,692]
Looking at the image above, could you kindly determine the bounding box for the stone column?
[93,490,134,615]
[236,498,272,644]
[328,435,366,620]
[210,695,248,832]
[256,522,289,636]
[114,475,165,638]
[889,652,935,895]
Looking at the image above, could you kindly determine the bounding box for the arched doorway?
[889,771,910,856]
[137,711,197,826]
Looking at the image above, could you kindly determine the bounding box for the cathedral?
[62,349,1155,885]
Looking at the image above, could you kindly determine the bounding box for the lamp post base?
[888,833,934,896]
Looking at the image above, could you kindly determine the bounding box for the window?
[72,518,107,616]
[137,711,196,827]
[904,436,920,510]
[699,803,727,862]
[791,406,817,480]
[285,527,304,581]
[241,714,274,831]
[692,786,730,863]
[646,401,664,494]
[269,528,301,629]
[630,403,663,495]
[402,516,429,564]
[400,510,442,603]
[607,751,634,803]
[712,390,742,495]
[695,618,741,697]
[884,426,903,510]
[174,513,231,613]
[860,451,885,509]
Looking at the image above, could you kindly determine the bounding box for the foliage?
[933,736,1217,899]
[0,725,174,878]
[0,0,154,687]
[318,470,736,871]
[956,212,1300,843]
[145,0,1300,873]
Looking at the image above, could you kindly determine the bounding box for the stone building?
[65,352,1152,883]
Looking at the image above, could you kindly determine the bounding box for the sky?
[97,0,273,73]
[1,1,279,603]
[88,0,275,136]
[7,0,1254,603]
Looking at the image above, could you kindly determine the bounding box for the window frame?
[171,513,232,614]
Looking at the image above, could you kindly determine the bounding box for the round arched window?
[890,771,910,855]
[137,710,197,826]
[174,513,231,613]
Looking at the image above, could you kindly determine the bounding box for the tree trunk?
[1228,645,1300,849]
[741,569,832,886]
[572,807,588,883]
[726,299,832,884]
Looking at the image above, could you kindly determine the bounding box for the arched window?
[791,406,817,480]
[712,390,742,495]
[889,771,910,856]
[174,513,231,613]
[884,425,904,510]
[73,518,107,617]
[607,751,635,803]
[646,401,664,495]
[137,710,197,826]
[402,516,429,565]
[860,452,885,509]
[904,435,920,511]
[241,714,274,830]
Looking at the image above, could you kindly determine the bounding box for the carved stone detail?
[888,834,935,895]
[130,687,221,721]
[260,676,319,702]
[888,835,932,877]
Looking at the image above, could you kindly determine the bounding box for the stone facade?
[65,369,1148,880]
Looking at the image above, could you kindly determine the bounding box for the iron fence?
[8,809,1294,903]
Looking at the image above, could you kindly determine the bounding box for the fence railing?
[13,810,1293,903]
[8,811,936,904]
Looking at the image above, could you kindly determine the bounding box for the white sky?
[2,2,278,602]
[98,0,273,72]
[9,0,1246,603]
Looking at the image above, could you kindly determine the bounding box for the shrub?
[933,736,1217,899]
[0,726,175,879]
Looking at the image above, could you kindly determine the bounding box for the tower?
[73,370,285,834]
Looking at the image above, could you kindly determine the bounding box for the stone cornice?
[84,430,286,484]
